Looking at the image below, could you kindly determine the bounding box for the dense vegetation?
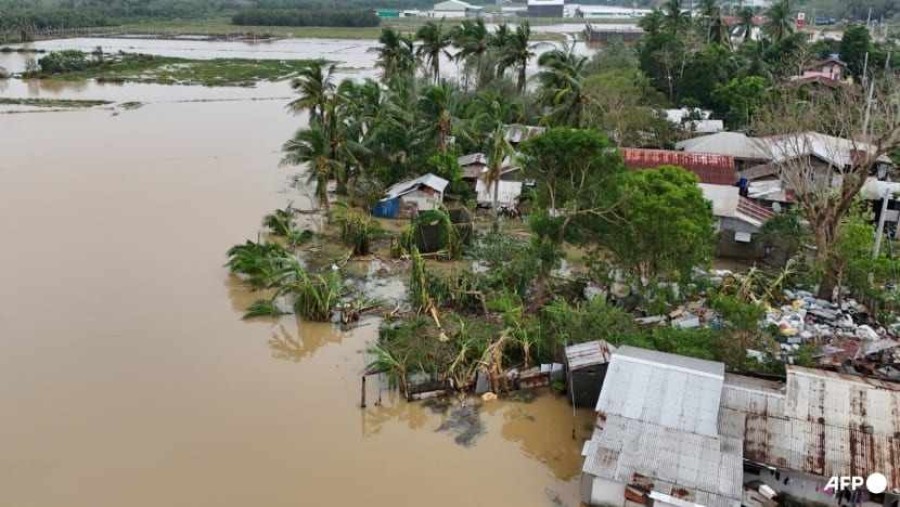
[232,8,380,28]
[26,50,317,86]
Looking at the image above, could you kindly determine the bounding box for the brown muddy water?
[0,73,593,505]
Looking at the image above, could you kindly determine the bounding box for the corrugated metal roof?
[582,415,743,507]
[676,132,771,161]
[720,368,900,489]
[565,340,615,371]
[457,152,487,167]
[504,124,545,144]
[384,173,449,200]
[596,346,724,437]
[620,148,737,185]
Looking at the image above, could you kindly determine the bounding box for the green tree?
[839,24,872,80]
[583,68,670,147]
[496,21,535,93]
[417,81,458,154]
[764,0,793,43]
[662,0,690,34]
[452,18,491,89]
[415,20,452,82]
[605,166,715,281]
[281,121,342,209]
[370,27,415,82]
[712,75,769,129]
[288,59,335,123]
[738,7,755,42]
[483,125,515,230]
[519,128,624,239]
[535,42,590,127]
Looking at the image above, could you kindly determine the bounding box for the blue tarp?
[372,197,400,219]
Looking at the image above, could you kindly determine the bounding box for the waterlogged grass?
[0,97,111,108]
[33,53,317,87]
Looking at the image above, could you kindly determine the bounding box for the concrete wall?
[582,474,626,506]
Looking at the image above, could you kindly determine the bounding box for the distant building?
[620,148,738,186]
[790,54,848,85]
[527,0,564,17]
[565,340,615,408]
[699,183,774,258]
[372,173,449,218]
[432,0,483,18]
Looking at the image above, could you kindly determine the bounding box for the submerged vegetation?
[0,97,111,108]
[26,51,318,87]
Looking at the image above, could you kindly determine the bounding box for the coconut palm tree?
[764,0,793,43]
[497,21,536,92]
[638,9,666,36]
[483,126,514,231]
[288,59,336,123]
[370,27,415,81]
[281,122,342,209]
[415,20,452,82]
[452,18,491,89]
[418,82,457,153]
[662,0,689,34]
[535,42,590,127]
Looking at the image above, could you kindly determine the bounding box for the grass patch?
[0,97,111,108]
[30,53,317,87]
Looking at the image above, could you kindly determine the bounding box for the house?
[581,346,744,507]
[458,152,520,183]
[700,183,774,259]
[792,54,847,83]
[373,173,449,218]
[620,148,738,186]
[720,367,900,504]
[580,346,900,507]
[527,0,564,17]
[475,180,523,208]
[662,108,725,135]
[565,340,615,408]
[676,132,770,172]
[504,124,546,147]
[432,0,482,18]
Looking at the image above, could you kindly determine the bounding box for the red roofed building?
[620,148,737,186]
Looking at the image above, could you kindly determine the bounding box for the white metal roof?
[433,0,480,11]
[676,132,770,160]
[596,346,725,437]
[528,0,565,5]
[582,415,743,507]
[457,152,487,167]
[384,173,449,200]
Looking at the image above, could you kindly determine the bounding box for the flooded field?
[0,39,594,507]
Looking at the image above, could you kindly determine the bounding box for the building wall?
[432,10,468,18]
[527,4,564,16]
[400,189,442,211]
[716,218,764,259]
[582,475,627,506]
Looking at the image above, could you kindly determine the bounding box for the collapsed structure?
[581,346,900,507]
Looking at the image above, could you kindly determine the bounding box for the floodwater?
[0,41,594,507]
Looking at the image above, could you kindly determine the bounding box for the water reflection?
[267,318,344,362]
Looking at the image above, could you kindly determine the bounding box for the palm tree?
[418,82,457,153]
[497,21,536,92]
[288,59,336,123]
[535,42,590,127]
[281,122,342,209]
[483,126,514,231]
[764,0,793,43]
[415,20,452,82]
[638,9,666,36]
[739,7,755,42]
[370,27,415,81]
[662,0,689,34]
[452,18,491,89]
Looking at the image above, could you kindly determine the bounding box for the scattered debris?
[436,404,484,447]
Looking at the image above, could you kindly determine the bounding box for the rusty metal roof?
[620,148,737,185]
[720,367,900,489]
[565,340,615,371]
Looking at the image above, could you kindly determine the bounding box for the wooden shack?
[565,340,615,408]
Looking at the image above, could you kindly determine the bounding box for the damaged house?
[581,346,900,507]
